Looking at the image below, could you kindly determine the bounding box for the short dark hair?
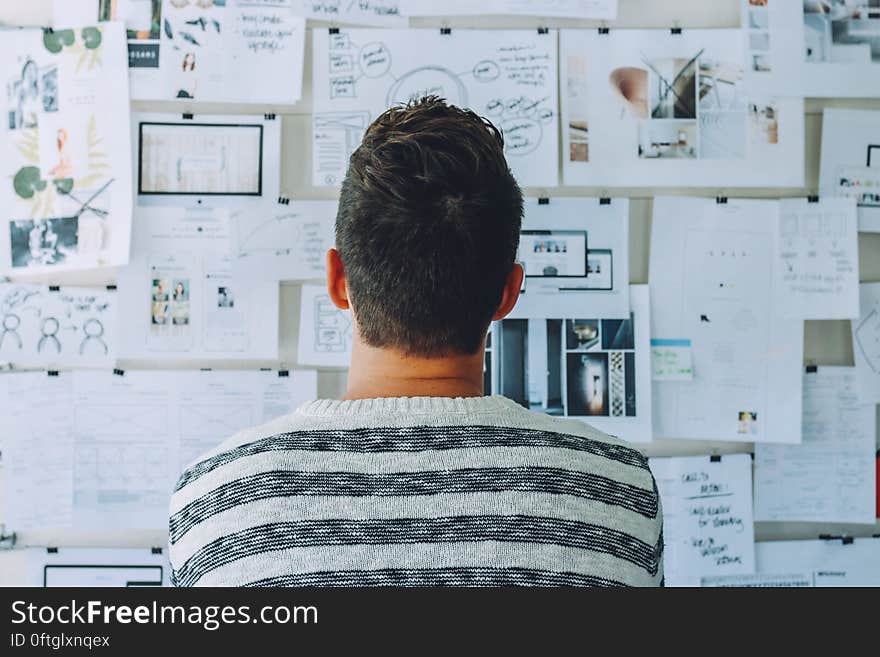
[336,96,523,356]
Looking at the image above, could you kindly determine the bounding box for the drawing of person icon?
[38,316,61,353]
[79,317,108,355]
[177,52,197,99]
[0,313,22,351]
[48,128,74,179]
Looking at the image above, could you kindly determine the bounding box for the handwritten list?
[650,454,756,586]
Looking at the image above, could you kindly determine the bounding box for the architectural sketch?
[0,283,117,367]
[312,28,559,187]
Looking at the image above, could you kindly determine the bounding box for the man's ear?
[492,263,524,321]
[326,248,350,310]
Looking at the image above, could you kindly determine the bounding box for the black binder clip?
[806,364,818,373]
[48,285,60,292]
[599,197,612,205]
[259,367,272,372]
[440,27,452,35]
[264,113,276,120]
[598,26,610,35]
[278,196,290,205]
[538,197,550,205]
[47,370,59,377]
[329,27,340,35]
[182,113,194,120]
[43,27,54,35]
[538,27,549,35]
[807,195,820,203]
[47,547,59,554]
[671,27,682,35]
[151,547,164,555]
[0,526,16,549]
[113,368,125,377]
[200,367,212,372]
[716,197,728,204]
[709,454,722,463]
[106,284,117,291]
[278,370,290,378]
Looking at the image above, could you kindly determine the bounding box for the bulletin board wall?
[0,0,878,582]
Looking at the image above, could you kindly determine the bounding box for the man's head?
[328,96,524,357]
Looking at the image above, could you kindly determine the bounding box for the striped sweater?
[169,396,664,587]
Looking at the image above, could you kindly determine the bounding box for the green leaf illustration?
[53,178,74,195]
[43,29,74,54]
[13,166,47,199]
[82,26,102,50]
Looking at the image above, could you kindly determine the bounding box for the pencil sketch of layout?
[312,28,559,188]
[297,284,353,367]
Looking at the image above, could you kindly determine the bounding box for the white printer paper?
[819,108,880,233]
[312,28,559,188]
[650,197,804,444]
[24,547,171,587]
[0,283,117,368]
[560,28,804,187]
[230,200,337,281]
[773,197,860,319]
[651,454,756,587]
[703,538,880,587]
[297,283,353,367]
[508,198,629,320]
[2,369,317,530]
[117,205,280,361]
[852,282,880,403]
[755,367,877,525]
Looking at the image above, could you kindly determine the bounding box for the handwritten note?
[650,339,693,381]
[301,0,406,25]
[650,454,756,587]
[773,197,860,319]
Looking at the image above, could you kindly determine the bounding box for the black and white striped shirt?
[169,396,663,587]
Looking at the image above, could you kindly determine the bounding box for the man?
[169,97,663,587]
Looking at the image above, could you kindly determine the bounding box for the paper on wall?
[0,283,117,368]
[132,112,282,205]
[0,23,133,276]
[312,28,559,188]
[297,283,353,367]
[402,0,617,19]
[739,0,802,98]
[650,197,804,444]
[23,547,171,587]
[702,538,880,587]
[754,367,877,525]
[852,282,880,404]
[299,0,406,25]
[508,197,629,320]
[117,205,280,361]
[230,199,337,281]
[650,454,756,587]
[2,369,317,530]
[560,29,804,187]
[490,285,652,443]
[773,197,860,320]
[819,108,880,233]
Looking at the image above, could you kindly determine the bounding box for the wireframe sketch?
[138,122,263,195]
[0,283,116,366]
[314,294,353,353]
[313,29,559,187]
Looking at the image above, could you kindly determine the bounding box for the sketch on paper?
[301,0,406,25]
[313,29,559,187]
[0,283,116,367]
[297,284,353,367]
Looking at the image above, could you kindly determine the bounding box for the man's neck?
[342,339,485,400]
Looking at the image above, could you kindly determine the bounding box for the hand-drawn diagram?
[0,283,117,367]
[313,29,559,187]
[230,200,336,281]
[854,285,880,391]
[297,284,353,367]
[315,293,353,353]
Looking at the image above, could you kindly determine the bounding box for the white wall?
[0,0,878,581]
